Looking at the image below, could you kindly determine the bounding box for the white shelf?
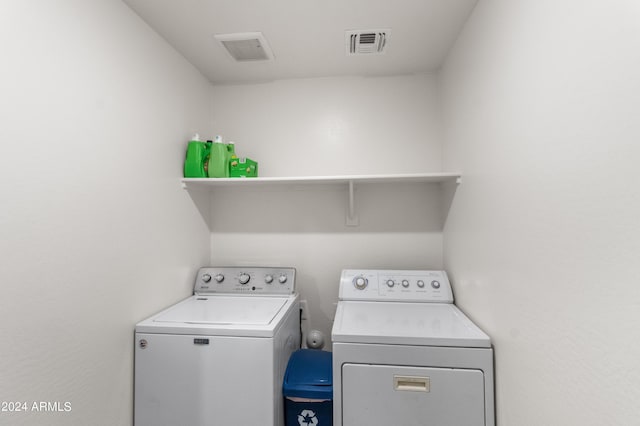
[181,172,461,190]
[181,172,461,228]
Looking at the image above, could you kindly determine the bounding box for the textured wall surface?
[441,1,640,424]
[0,1,212,425]
[211,74,442,176]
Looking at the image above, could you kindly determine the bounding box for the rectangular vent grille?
[346,30,390,55]
[214,32,274,62]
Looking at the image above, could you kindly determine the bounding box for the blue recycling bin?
[283,349,333,426]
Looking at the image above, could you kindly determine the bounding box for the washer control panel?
[194,267,296,295]
[339,269,453,303]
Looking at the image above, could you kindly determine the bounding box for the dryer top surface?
[331,301,491,348]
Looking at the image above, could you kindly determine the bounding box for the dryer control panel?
[194,266,296,295]
[339,269,453,303]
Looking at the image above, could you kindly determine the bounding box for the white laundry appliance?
[332,269,494,426]
[134,266,300,426]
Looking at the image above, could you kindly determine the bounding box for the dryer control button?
[353,276,368,290]
[431,280,441,289]
[264,274,274,284]
[386,279,395,288]
[239,273,251,285]
[417,280,425,288]
[202,274,212,283]
[278,274,288,284]
[402,279,410,288]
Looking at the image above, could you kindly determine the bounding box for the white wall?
[441,1,640,424]
[210,75,446,346]
[211,75,442,176]
[0,1,212,425]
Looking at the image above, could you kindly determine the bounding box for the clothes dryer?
[332,269,494,426]
[135,266,300,426]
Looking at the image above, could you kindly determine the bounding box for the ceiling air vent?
[214,32,274,62]
[346,29,390,55]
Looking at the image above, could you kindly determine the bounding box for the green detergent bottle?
[207,135,231,178]
[183,134,211,178]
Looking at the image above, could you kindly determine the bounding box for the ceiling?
[123,0,477,85]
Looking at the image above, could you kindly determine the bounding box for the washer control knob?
[402,279,410,288]
[238,273,251,285]
[386,279,395,288]
[417,280,425,288]
[202,273,212,283]
[278,274,288,284]
[353,276,368,290]
[214,274,224,283]
[431,280,441,289]
[264,274,274,284]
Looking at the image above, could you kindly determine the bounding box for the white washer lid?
[331,301,491,348]
[135,294,299,337]
[153,295,288,325]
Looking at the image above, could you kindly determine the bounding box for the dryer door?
[342,363,486,426]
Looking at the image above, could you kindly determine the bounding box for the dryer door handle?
[393,375,430,392]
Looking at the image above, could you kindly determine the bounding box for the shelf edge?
[181,172,461,189]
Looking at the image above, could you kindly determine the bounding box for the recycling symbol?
[297,409,318,426]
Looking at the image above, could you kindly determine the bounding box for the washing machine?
[331,269,494,426]
[134,266,300,426]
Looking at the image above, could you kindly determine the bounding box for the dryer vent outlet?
[346,29,390,55]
